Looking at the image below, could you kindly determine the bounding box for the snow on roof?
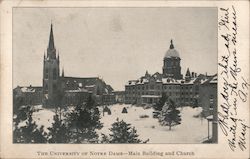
[165,48,180,58]
[210,76,217,84]
[21,87,36,93]
[183,78,197,85]
[156,79,162,83]
[162,78,180,84]
[141,95,161,98]
[85,85,95,88]
[65,88,88,93]
[126,80,138,86]
[206,115,213,120]
[105,88,108,93]
[200,78,208,84]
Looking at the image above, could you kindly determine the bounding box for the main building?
[125,40,217,117]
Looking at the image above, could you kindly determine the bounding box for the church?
[13,24,115,108]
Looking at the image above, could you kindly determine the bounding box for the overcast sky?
[13,7,217,90]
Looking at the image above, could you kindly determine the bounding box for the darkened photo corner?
[13,8,217,144]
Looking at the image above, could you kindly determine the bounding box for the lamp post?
[206,115,213,141]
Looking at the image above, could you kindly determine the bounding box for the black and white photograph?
[1,0,249,158]
[12,7,219,144]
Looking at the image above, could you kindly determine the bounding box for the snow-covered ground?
[30,104,212,143]
[98,104,212,143]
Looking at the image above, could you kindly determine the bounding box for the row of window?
[125,97,195,103]
[44,68,58,80]
[126,85,182,90]
[43,83,57,91]
[126,90,198,96]
[126,84,200,91]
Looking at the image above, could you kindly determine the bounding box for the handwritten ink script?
[218,6,250,152]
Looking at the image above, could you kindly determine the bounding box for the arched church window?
[44,84,48,93]
[53,68,57,80]
[45,68,49,79]
[53,84,57,91]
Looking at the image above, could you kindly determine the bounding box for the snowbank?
[30,104,212,143]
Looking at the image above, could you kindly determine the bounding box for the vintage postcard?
[0,0,249,158]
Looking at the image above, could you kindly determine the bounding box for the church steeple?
[43,23,60,107]
[47,23,56,59]
[170,39,174,49]
[48,23,55,50]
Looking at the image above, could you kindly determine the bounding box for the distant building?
[113,91,125,103]
[13,86,43,106]
[199,75,218,143]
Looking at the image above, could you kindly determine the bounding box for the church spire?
[48,23,55,50]
[170,39,174,49]
[185,68,191,77]
[62,67,64,77]
[57,50,60,60]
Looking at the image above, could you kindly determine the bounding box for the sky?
[13,7,217,91]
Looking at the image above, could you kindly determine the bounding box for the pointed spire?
[62,67,64,77]
[57,50,60,59]
[185,68,191,77]
[48,23,55,50]
[170,39,174,49]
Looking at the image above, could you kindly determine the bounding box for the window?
[150,85,154,90]
[45,68,49,79]
[53,68,57,80]
[209,95,214,109]
[53,84,57,90]
[44,84,48,91]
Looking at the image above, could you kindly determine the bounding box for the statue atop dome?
[170,39,174,49]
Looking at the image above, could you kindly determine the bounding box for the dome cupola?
[164,39,180,58]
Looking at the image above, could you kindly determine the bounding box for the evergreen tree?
[13,106,47,143]
[54,88,66,121]
[103,118,148,143]
[121,107,128,113]
[47,113,69,143]
[158,99,181,130]
[100,133,110,143]
[67,95,103,143]
[154,93,168,111]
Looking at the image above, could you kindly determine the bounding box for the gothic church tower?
[43,24,60,107]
